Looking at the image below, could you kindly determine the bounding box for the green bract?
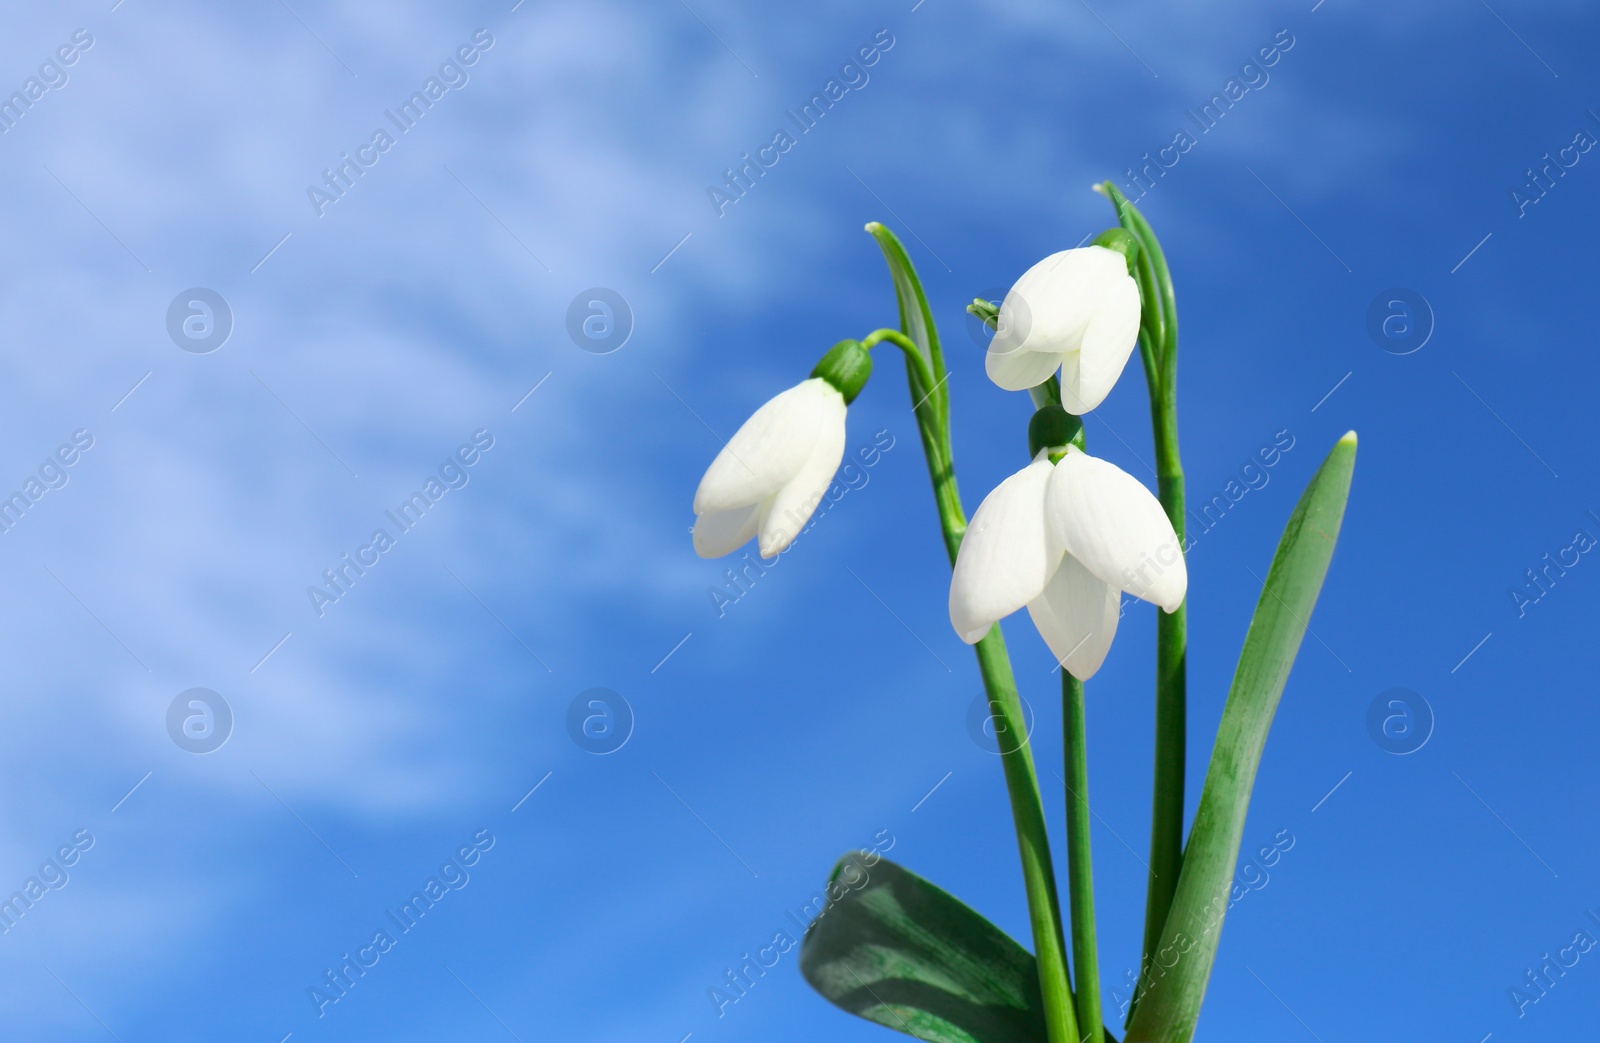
[1090,227,1141,271]
[811,338,873,403]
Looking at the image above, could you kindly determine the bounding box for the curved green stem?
[862,327,939,409]
[863,326,965,559]
[864,230,1077,1043]
[1063,669,1103,1043]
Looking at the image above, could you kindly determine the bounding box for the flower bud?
[810,339,872,403]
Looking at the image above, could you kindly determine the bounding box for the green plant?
[688,186,1356,1043]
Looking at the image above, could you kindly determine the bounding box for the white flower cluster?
[690,244,1185,680]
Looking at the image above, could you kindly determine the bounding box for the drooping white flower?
[692,377,848,559]
[948,446,1185,680]
[1045,447,1187,614]
[985,245,1142,413]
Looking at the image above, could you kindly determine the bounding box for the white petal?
[757,388,847,557]
[949,456,1059,643]
[1011,248,1111,348]
[692,503,762,559]
[985,271,1060,392]
[1060,270,1141,414]
[1026,555,1121,680]
[1056,349,1083,411]
[985,247,1130,396]
[693,379,832,516]
[1047,447,1187,612]
[984,342,1065,393]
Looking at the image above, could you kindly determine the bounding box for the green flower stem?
[1142,375,1187,1021]
[1062,669,1103,1043]
[865,325,1079,1043]
[1098,183,1187,1022]
[972,629,1081,1043]
[1028,377,1062,412]
[862,327,965,559]
[862,327,940,418]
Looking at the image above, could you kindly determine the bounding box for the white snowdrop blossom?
[692,377,848,559]
[948,446,1186,680]
[985,245,1142,413]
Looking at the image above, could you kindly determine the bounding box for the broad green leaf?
[1126,433,1357,1043]
[800,853,1118,1043]
[865,222,948,426]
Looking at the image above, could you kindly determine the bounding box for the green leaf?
[865,222,948,426]
[1126,432,1357,1043]
[800,854,1118,1043]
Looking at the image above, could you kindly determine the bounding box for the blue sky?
[0,0,1596,1039]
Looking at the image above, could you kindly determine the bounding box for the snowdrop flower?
[948,410,1185,680]
[692,340,871,560]
[985,241,1142,413]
